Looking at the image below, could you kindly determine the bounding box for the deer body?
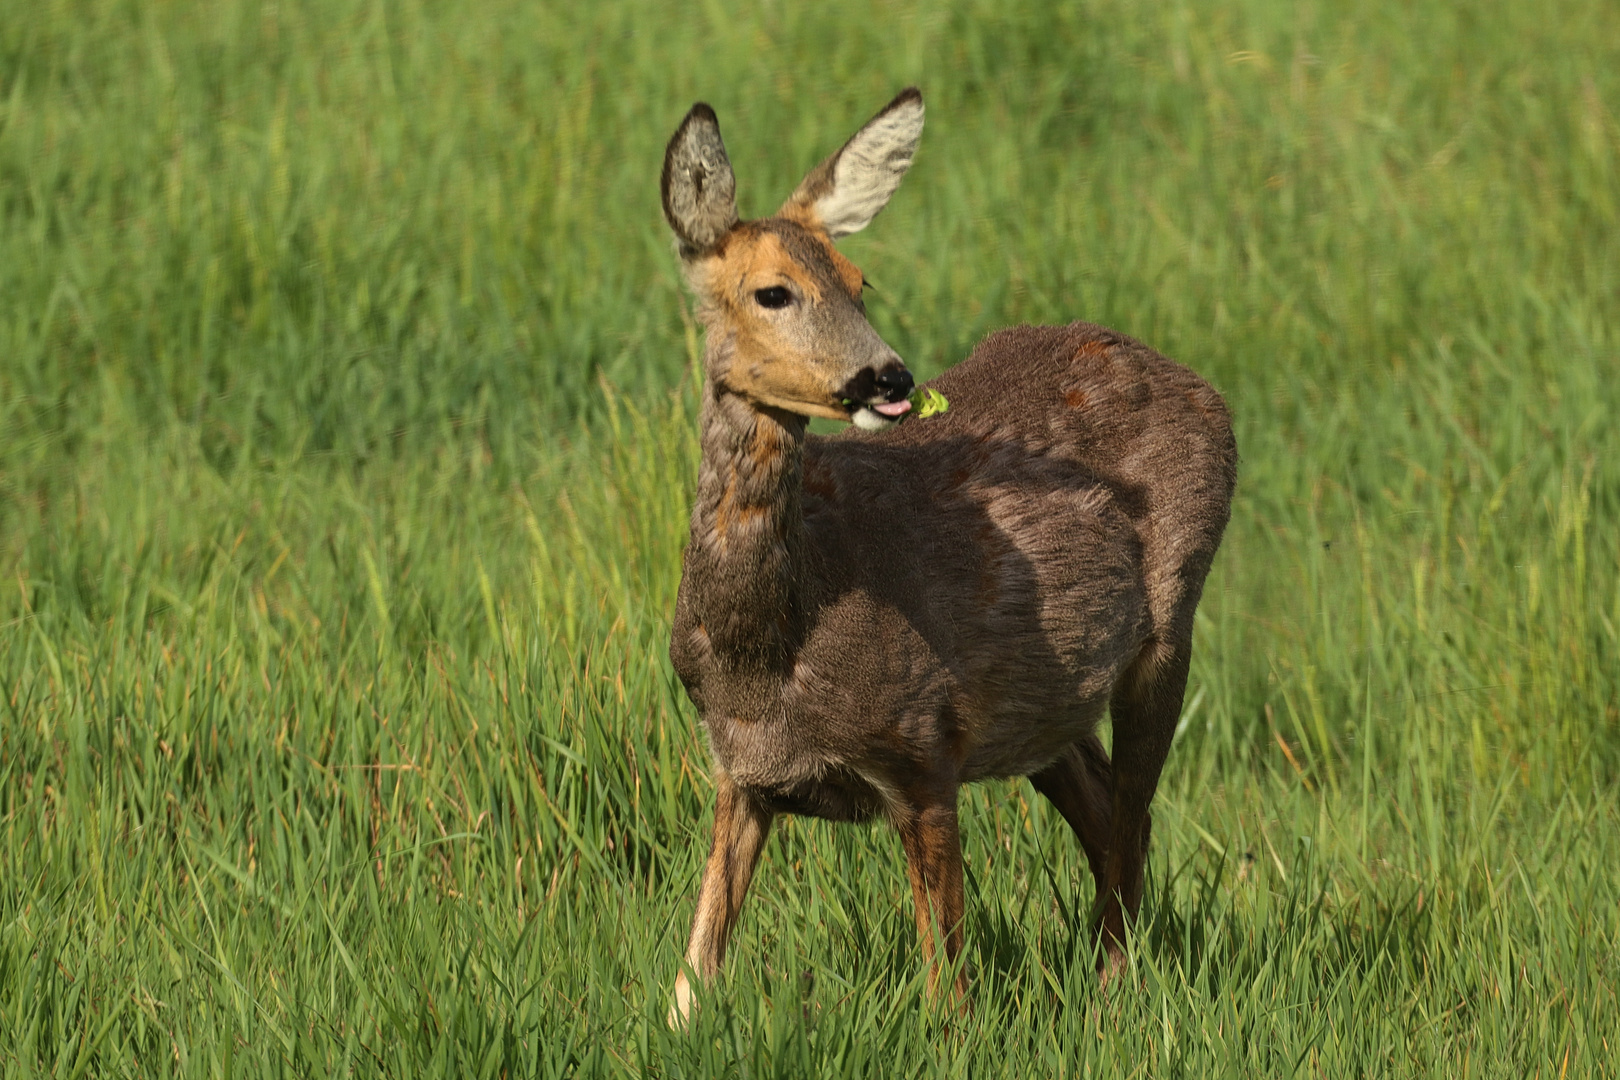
[661,91,1236,1024]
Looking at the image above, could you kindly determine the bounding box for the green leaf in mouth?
[908,387,950,419]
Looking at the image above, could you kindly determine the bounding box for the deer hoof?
[667,972,696,1030]
[1097,946,1130,992]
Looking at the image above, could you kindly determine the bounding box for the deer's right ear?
[662,104,738,258]
[780,88,924,239]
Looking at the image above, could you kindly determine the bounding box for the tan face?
[690,219,912,424]
[661,92,924,426]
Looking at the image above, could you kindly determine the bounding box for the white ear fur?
[784,88,924,239]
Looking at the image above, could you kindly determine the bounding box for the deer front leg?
[670,774,774,1027]
[894,793,969,1005]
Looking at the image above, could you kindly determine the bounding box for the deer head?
[661,89,925,430]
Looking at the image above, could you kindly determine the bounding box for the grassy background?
[3,0,1618,1074]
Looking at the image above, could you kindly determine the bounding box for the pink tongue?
[872,399,912,418]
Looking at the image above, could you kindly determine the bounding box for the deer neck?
[685,379,812,674]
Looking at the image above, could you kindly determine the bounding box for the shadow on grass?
[966,839,1455,1021]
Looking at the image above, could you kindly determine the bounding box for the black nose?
[874,366,914,401]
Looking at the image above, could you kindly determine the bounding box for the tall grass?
[1,0,1617,1074]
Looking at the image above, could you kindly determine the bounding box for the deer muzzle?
[842,361,914,430]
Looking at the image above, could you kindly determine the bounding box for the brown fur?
[661,92,1237,1025]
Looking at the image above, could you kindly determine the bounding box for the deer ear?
[780,88,924,239]
[662,103,739,257]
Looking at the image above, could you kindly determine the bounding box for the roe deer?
[662,88,1236,1024]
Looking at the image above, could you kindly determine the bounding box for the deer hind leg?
[1094,635,1193,982]
[670,774,774,1027]
[893,791,969,1005]
[1029,733,1114,892]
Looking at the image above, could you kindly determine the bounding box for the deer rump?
[670,320,1234,823]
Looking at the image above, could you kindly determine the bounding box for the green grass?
[2,0,1618,1074]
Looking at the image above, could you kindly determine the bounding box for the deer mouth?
[840,363,914,431]
[847,397,911,430]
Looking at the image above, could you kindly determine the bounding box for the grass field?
[3,0,1619,1074]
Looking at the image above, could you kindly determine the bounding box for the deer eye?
[754,286,793,309]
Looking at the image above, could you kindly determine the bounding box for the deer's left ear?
[780,88,924,239]
[663,103,739,257]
